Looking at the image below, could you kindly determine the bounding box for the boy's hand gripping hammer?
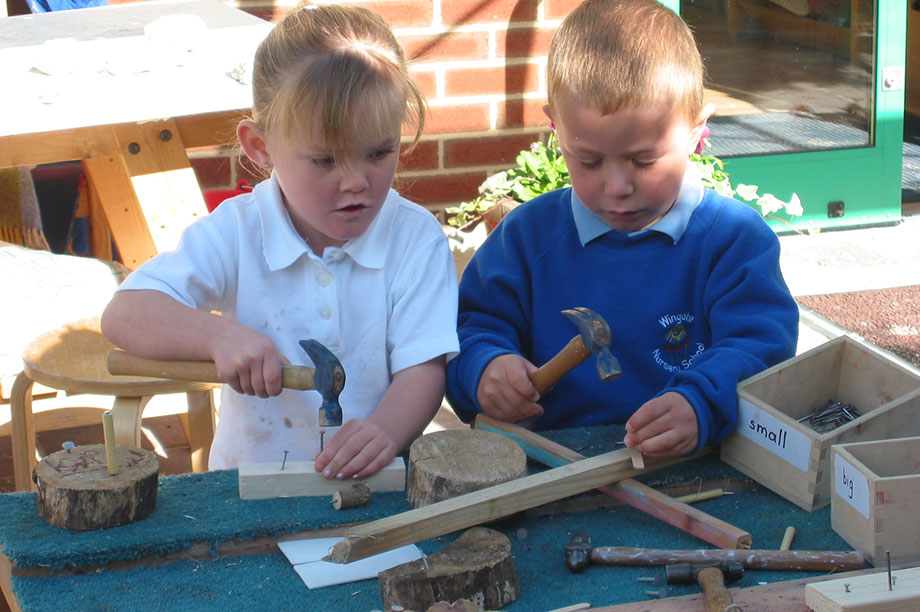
[529,307,621,394]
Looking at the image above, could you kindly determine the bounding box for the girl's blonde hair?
[250,2,425,159]
[547,0,704,122]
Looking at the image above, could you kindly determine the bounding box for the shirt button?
[318,274,331,287]
[320,307,332,319]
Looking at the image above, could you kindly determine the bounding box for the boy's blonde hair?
[250,2,425,159]
[548,0,703,122]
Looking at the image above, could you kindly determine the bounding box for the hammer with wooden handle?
[107,339,345,426]
[529,307,621,394]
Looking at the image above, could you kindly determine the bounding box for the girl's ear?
[237,120,271,169]
[688,103,715,154]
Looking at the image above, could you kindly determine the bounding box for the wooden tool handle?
[529,335,593,394]
[107,350,316,390]
[698,566,734,612]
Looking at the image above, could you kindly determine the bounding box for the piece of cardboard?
[278,537,422,589]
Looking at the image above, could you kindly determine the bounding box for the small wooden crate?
[720,336,920,511]
[831,436,920,566]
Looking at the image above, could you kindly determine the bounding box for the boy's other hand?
[623,391,698,458]
[212,325,286,398]
[314,419,397,480]
[476,354,544,423]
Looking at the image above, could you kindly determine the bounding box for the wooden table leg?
[183,389,216,473]
[82,118,210,268]
[111,395,152,447]
[9,373,37,492]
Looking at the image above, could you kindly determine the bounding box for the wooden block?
[407,429,526,507]
[721,337,920,511]
[805,566,920,612]
[379,527,519,611]
[238,457,406,500]
[327,448,684,564]
[831,436,920,566]
[628,447,644,470]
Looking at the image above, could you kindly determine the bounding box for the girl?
[102,3,459,479]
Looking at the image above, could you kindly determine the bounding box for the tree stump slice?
[33,444,159,531]
[407,429,527,508]
[379,527,520,611]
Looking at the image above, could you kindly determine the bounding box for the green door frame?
[665,0,907,232]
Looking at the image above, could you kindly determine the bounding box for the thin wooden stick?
[473,415,752,549]
[102,411,119,476]
[327,447,684,564]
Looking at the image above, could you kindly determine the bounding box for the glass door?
[666,0,907,231]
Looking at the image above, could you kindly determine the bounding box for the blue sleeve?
[667,207,799,450]
[445,213,536,422]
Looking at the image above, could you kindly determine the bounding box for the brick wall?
[192,0,580,219]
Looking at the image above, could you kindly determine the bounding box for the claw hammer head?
[565,532,593,573]
[299,339,346,427]
[562,307,622,382]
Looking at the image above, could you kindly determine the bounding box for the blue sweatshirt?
[445,184,799,451]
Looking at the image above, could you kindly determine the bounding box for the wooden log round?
[332,483,372,510]
[407,429,527,508]
[33,444,159,531]
[379,527,519,611]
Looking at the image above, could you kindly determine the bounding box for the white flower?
[757,194,786,216]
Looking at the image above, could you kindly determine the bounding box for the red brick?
[399,140,439,171]
[496,26,556,59]
[544,0,582,20]
[442,0,539,25]
[444,64,540,97]
[411,70,437,99]
[402,31,489,63]
[395,171,488,206]
[497,98,550,129]
[444,133,540,168]
[426,103,491,134]
[344,1,434,28]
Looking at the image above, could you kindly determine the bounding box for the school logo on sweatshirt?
[652,313,706,373]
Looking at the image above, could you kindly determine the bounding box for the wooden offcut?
[407,429,527,507]
[33,444,159,531]
[332,483,372,510]
[327,448,684,564]
[238,457,405,500]
[805,566,920,612]
[379,527,519,611]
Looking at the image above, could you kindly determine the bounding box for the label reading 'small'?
[736,398,812,472]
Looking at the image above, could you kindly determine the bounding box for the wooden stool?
[10,317,218,491]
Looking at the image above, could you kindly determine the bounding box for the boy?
[445,0,798,457]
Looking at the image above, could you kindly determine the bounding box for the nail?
[323,469,332,478]
[281,450,289,471]
[844,583,850,593]
[62,441,75,454]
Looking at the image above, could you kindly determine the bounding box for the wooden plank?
[238,457,407,500]
[0,550,22,612]
[473,415,752,549]
[327,448,685,564]
[805,566,920,612]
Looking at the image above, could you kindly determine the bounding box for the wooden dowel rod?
[102,411,119,475]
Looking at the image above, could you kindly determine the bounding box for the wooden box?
[831,436,920,566]
[720,336,920,511]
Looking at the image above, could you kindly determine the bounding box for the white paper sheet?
[278,537,422,589]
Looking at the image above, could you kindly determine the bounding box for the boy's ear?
[237,119,271,169]
[543,103,554,124]
[688,103,716,152]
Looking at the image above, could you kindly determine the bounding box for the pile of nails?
[796,400,863,433]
